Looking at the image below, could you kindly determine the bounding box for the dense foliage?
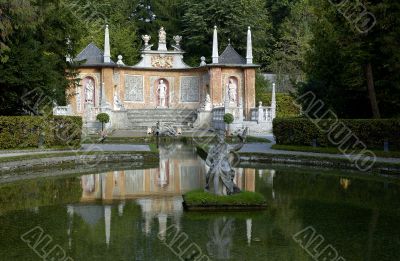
[0,0,399,119]
[0,116,82,149]
[273,118,400,150]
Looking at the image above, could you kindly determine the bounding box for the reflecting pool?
[0,143,399,260]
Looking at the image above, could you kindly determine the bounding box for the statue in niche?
[157,80,167,107]
[113,91,124,111]
[228,79,237,103]
[159,27,166,44]
[205,129,247,195]
[85,79,95,104]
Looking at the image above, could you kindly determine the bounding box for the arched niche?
[154,78,170,108]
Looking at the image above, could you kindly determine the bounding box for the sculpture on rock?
[157,80,167,107]
[205,128,247,195]
[154,121,178,137]
[228,79,237,103]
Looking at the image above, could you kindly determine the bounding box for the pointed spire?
[212,26,219,64]
[246,26,253,64]
[271,83,277,119]
[104,25,111,63]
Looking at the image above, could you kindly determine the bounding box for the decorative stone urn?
[142,35,151,46]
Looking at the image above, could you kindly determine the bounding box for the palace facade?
[56,25,276,133]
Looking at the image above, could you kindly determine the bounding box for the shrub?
[223,113,234,124]
[273,118,400,150]
[96,113,110,131]
[0,116,82,149]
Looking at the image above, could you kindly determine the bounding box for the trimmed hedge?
[0,116,82,149]
[273,118,400,150]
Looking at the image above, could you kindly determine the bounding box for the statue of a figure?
[157,80,167,107]
[228,79,237,103]
[159,27,166,44]
[205,129,247,195]
[85,79,94,103]
[201,93,212,111]
[154,121,177,137]
[114,92,123,111]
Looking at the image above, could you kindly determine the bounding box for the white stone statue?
[202,93,212,111]
[159,27,167,44]
[205,129,247,195]
[85,79,94,104]
[157,80,167,107]
[228,79,237,103]
[114,92,123,111]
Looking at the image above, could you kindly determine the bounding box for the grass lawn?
[183,190,266,206]
[272,144,400,158]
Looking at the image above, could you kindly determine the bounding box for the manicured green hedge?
[0,116,82,149]
[273,118,400,150]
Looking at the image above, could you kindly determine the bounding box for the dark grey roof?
[218,44,246,65]
[75,42,114,66]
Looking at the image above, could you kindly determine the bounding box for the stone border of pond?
[182,191,267,211]
[0,151,159,173]
[196,145,400,174]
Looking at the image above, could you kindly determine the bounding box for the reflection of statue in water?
[157,80,167,107]
[207,217,235,260]
[82,174,95,193]
[205,129,247,195]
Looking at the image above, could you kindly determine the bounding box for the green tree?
[181,0,273,69]
[0,0,82,115]
[96,113,110,131]
[297,0,400,119]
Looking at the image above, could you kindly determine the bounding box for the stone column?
[209,67,222,106]
[271,83,277,120]
[244,69,256,119]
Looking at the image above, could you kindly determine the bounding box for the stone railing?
[53,105,73,116]
[250,106,274,123]
[212,107,225,130]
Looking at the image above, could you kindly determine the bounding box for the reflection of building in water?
[72,144,258,248]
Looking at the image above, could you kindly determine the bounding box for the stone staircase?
[126,109,198,131]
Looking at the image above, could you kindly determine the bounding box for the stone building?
[56,25,276,133]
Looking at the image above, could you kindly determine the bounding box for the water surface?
[0,143,399,260]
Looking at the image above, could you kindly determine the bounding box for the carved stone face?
[160,80,164,84]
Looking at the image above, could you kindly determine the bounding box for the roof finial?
[228,38,231,45]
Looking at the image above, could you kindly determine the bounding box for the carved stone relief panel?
[125,75,144,102]
[180,76,200,102]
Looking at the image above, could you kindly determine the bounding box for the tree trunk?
[365,63,380,118]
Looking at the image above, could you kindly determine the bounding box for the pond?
[0,143,399,261]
